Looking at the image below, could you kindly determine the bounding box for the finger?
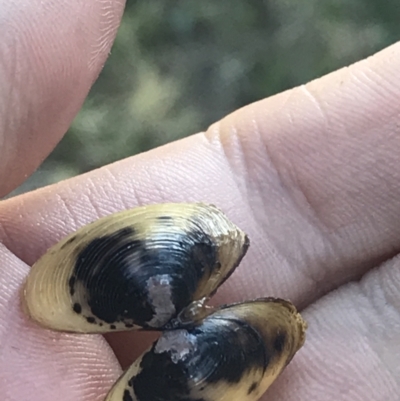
[1,42,400,365]
[266,255,400,401]
[3,41,400,299]
[0,0,125,197]
[0,244,121,401]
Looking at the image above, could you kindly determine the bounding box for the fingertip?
[0,0,126,197]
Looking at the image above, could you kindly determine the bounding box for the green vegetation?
[15,1,400,193]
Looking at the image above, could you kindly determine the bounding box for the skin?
[0,0,399,400]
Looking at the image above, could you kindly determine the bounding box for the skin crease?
[1,1,400,400]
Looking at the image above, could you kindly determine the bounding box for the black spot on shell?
[110,324,116,330]
[186,317,269,384]
[72,225,219,328]
[157,215,173,222]
[73,303,82,314]
[123,390,133,401]
[248,382,258,394]
[125,323,134,328]
[60,235,78,250]
[132,345,192,401]
[72,227,153,325]
[132,316,269,400]
[86,316,96,324]
[68,276,76,296]
[273,332,286,353]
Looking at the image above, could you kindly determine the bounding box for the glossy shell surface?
[22,202,307,401]
[22,203,249,332]
[105,298,306,401]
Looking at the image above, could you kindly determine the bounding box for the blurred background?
[9,0,400,196]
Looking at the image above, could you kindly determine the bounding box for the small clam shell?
[22,203,249,333]
[105,297,307,401]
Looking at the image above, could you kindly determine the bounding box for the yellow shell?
[21,202,307,401]
[105,298,306,401]
[22,203,249,333]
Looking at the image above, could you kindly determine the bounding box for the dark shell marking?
[273,332,286,353]
[23,203,250,334]
[106,298,306,401]
[22,203,306,401]
[247,383,258,395]
[69,225,219,329]
[129,319,269,401]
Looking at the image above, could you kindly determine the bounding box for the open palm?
[1,2,399,400]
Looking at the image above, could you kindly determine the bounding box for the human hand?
[1,1,400,400]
